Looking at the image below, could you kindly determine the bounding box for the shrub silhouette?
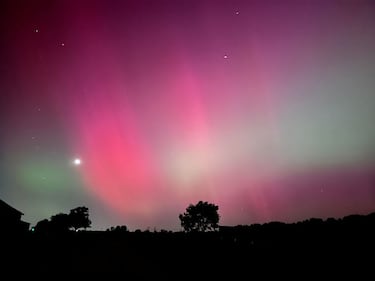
[107,225,128,232]
[179,201,220,232]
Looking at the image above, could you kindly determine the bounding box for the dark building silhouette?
[0,199,29,232]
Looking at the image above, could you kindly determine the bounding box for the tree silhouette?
[50,213,71,232]
[69,206,91,231]
[34,218,51,233]
[34,206,91,233]
[179,201,220,232]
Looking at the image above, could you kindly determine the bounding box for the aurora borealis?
[1,0,375,230]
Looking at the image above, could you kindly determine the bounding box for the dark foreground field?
[2,213,375,278]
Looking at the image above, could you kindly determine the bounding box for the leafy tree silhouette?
[34,218,51,233]
[69,206,91,231]
[34,206,91,233]
[179,201,220,232]
[50,213,71,232]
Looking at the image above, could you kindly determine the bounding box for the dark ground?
[2,213,375,278]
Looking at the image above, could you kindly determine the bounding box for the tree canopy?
[69,206,91,231]
[34,206,91,233]
[179,201,220,232]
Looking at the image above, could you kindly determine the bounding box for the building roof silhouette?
[0,199,24,217]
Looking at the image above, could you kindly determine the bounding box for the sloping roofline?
[0,199,24,215]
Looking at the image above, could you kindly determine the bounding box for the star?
[223,54,228,59]
[61,43,65,47]
[73,158,82,166]
[35,28,39,33]
[235,11,240,15]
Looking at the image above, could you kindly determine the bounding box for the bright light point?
[73,158,82,165]
[61,43,65,46]
[235,11,240,15]
[35,29,39,33]
[223,55,228,59]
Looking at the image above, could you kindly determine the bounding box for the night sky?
[1,0,375,230]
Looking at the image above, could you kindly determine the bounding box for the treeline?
[3,209,375,275]
[31,200,375,238]
[9,211,375,275]
[33,206,91,233]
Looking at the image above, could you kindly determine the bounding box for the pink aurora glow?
[2,1,375,229]
[56,1,375,227]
